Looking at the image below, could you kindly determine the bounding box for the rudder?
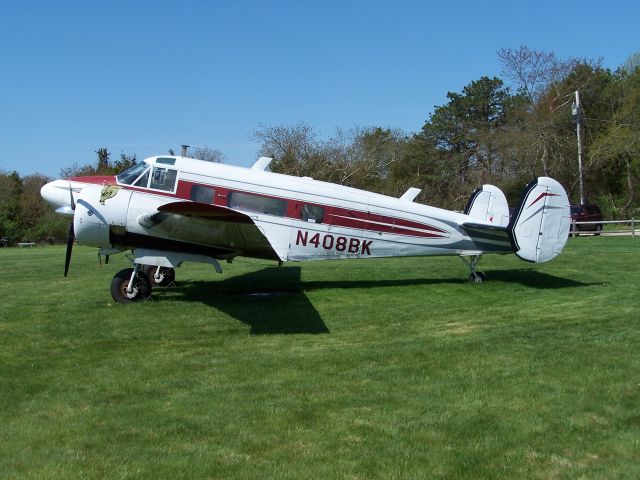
[508,177,570,263]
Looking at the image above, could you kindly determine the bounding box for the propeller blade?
[68,181,76,211]
[64,222,74,277]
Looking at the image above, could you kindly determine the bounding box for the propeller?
[64,222,74,277]
[64,182,76,277]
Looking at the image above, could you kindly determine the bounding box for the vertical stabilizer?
[508,177,570,263]
[464,184,510,227]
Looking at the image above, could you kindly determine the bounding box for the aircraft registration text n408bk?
[295,230,373,255]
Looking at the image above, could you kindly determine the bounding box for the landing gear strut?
[110,265,152,303]
[460,255,486,283]
[142,265,176,287]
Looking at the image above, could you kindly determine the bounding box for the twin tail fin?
[463,177,570,263]
[507,177,571,263]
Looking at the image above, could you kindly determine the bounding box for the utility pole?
[572,90,586,205]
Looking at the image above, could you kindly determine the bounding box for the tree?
[252,122,319,177]
[421,76,514,188]
[497,46,601,179]
[113,152,137,173]
[190,146,224,163]
[96,147,111,173]
[588,67,640,216]
[20,174,67,243]
[0,171,23,244]
[622,52,640,73]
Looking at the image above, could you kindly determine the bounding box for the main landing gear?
[142,265,176,287]
[460,255,486,283]
[110,264,176,303]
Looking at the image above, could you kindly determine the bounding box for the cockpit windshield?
[117,163,150,186]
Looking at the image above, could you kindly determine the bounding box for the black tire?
[594,224,602,236]
[142,265,176,287]
[111,268,152,303]
[469,272,484,283]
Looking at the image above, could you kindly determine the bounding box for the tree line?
[1,47,638,246]
[255,47,640,218]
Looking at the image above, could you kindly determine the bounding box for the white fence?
[570,219,637,237]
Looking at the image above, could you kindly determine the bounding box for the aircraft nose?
[41,179,75,216]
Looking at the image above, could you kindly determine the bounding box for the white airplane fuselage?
[41,155,570,302]
[41,155,512,263]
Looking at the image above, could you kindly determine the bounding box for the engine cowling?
[74,184,132,248]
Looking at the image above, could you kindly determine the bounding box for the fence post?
[633,219,635,238]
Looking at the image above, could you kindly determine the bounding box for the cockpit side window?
[117,163,150,186]
[133,170,150,188]
[149,167,178,192]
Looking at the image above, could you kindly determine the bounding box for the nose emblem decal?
[100,185,121,205]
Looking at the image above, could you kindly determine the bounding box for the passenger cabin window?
[190,185,215,204]
[150,167,177,192]
[228,191,287,217]
[301,204,324,223]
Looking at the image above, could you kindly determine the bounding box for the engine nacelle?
[74,184,132,248]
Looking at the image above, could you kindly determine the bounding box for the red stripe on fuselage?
[70,175,117,185]
[69,176,449,239]
[327,212,445,238]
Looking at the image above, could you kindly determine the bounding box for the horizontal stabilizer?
[461,222,512,253]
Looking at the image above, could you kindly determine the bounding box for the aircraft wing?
[137,201,283,261]
[158,201,255,223]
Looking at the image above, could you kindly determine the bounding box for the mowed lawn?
[0,238,638,479]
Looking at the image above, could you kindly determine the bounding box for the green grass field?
[1,238,639,479]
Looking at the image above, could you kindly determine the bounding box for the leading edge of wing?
[158,201,255,224]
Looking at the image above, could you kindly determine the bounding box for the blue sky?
[1,0,638,178]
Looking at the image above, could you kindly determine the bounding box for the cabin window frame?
[300,204,325,223]
[228,191,288,217]
[190,185,215,204]
[149,167,178,193]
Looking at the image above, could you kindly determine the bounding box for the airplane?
[40,154,571,303]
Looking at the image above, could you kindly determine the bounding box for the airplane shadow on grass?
[156,266,597,334]
[158,266,327,335]
[485,269,601,289]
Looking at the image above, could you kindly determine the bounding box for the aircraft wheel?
[143,265,175,287]
[111,268,152,303]
[469,272,485,283]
